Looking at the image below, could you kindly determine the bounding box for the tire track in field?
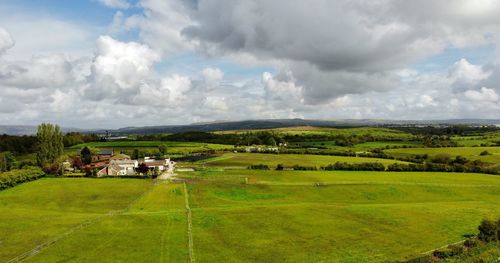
[183,182,195,263]
[6,181,157,263]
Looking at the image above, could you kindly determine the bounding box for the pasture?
[3,169,500,262]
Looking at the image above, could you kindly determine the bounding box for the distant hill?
[1,119,499,136]
[94,118,500,135]
[0,125,84,136]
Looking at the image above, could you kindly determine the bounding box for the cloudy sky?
[0,0,499,128]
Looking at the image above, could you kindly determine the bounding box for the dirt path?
[157,162,176,180]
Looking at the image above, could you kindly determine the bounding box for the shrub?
[248,164,270,170]
[0,167,45,190]
[478,219,498,242]
[276,164,284,170]
[463,238,479,248]
[480,150,491,156]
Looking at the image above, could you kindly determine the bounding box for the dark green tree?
[81,147,92,165]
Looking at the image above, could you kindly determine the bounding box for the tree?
[81,147,92,165]
[0,151,16,172]
[136,163,149,175]
[132,149,140,160]
[265,137,277,147]
[36,123,64,167]
[159,144,168,155]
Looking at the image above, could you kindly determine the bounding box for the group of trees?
[136,131,286,147]
[0,134,37,154]
[422,135,458,147]
[63,132,100,147]
[323,162,386,171]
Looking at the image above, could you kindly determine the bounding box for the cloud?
[0,12,96,60]
[0,54,77,89]
[0,27,14,55]
[97,0,131,9]
[106,0,500,105]
[85,36,160,100]
[464,87,499,102]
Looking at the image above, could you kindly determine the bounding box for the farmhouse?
[142,157,172,171]
[97,159,138,176]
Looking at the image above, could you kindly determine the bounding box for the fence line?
[184,182,195,263]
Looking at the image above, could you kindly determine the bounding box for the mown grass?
[27,181,188,262]
[0,178,153,261]
[5,159,500,262]
[180,169,500,262]
[199,152,405,169]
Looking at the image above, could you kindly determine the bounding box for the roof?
[99,149,114,155]
[110,160,137,165]
[110,154,131,160]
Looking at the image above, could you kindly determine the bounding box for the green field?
[217,126,415,140]
[198,153,405,169]
[69,141,233,155]
[385,146,500,164]
[0,178,187,262]
[4,169,500,262]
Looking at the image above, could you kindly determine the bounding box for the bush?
[323,162,385,171]
[276,164,284,170]
[292,165,317,171]
[478,219,498,242]
[463,238,479,248]
[0,167,45,190]
[248,164,270,170]
[480,150,491,156]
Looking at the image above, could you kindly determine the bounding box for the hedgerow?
[0,167,45,190]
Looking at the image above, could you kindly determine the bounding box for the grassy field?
[198,152,405,169]
[217,126,415,140]
[4,155,500,262]
[179,169,500,262]
[0,178,187,262]
[384,146,500,164]
[292,140,422,151]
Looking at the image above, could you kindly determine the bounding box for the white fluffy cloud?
[464,87,499,102]
[1,1,500,128]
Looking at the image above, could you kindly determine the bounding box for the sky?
[0,0,499,129]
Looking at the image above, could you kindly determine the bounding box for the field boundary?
[184,182,196,263]
[6,181,157,262]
